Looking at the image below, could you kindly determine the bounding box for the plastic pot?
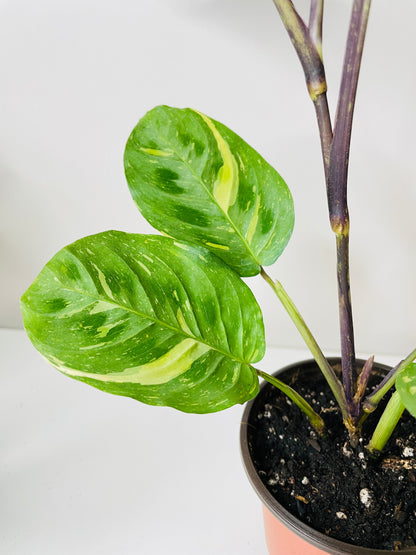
[240,358,416,555]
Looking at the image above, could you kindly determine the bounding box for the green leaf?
[396,363,416,418]
[21,231,264,413]
[124,105,294,277]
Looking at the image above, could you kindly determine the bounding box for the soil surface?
[247,362,416,550]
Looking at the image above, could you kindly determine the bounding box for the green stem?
[367,391,405,454]
[363,347,416,414]
[260,267,347,421]
[257,369,325,434]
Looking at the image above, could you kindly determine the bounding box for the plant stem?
[313,93,332,181]
[354,355,374,402]
[335,232,357,418]
[272,1,333,177]
[273,0,372,423]
[308,1,333,179]
[257,369,326,434]
[328,0,371,230]
[308,0,324,59]
[260,267,347,421]
[363,347,416,414]
[271,0,327,101]
[367,391,405,454]
[326,0,371,417]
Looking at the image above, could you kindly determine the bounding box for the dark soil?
[247,362,416,550]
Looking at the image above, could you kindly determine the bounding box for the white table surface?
[1,329,399,554]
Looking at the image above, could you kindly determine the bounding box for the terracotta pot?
[240,358,416,554]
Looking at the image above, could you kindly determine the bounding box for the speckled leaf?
[124,105,294,277]
[20,231,263,413]
[396,363,416,418]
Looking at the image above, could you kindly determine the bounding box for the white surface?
[2,328,265,555]
[1,1,416,357]
[2,329,401,554]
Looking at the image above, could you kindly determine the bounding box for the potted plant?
[20,0,416,552]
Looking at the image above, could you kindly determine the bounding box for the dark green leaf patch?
[21,231,265,412]
[124,106,294,276]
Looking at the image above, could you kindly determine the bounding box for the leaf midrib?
[154,117,262,269]
[42,279,250,367]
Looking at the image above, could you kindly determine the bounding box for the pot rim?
[240,357,416,554]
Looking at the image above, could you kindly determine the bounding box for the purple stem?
[271,0,327,101]
[328,0,371,416]
[273,0,372,427]
[355,355,374,401]
[308,0,324,57]
[328,0,371,233]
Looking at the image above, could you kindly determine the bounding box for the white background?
[0,329,268,554]
[2,0,415,357]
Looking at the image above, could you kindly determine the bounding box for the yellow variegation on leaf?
[20,231,264,413]
[124,105,294,277]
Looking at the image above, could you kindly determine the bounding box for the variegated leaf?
[124,105,294,277]
[21,231,264,413]
[396,363,416,418]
